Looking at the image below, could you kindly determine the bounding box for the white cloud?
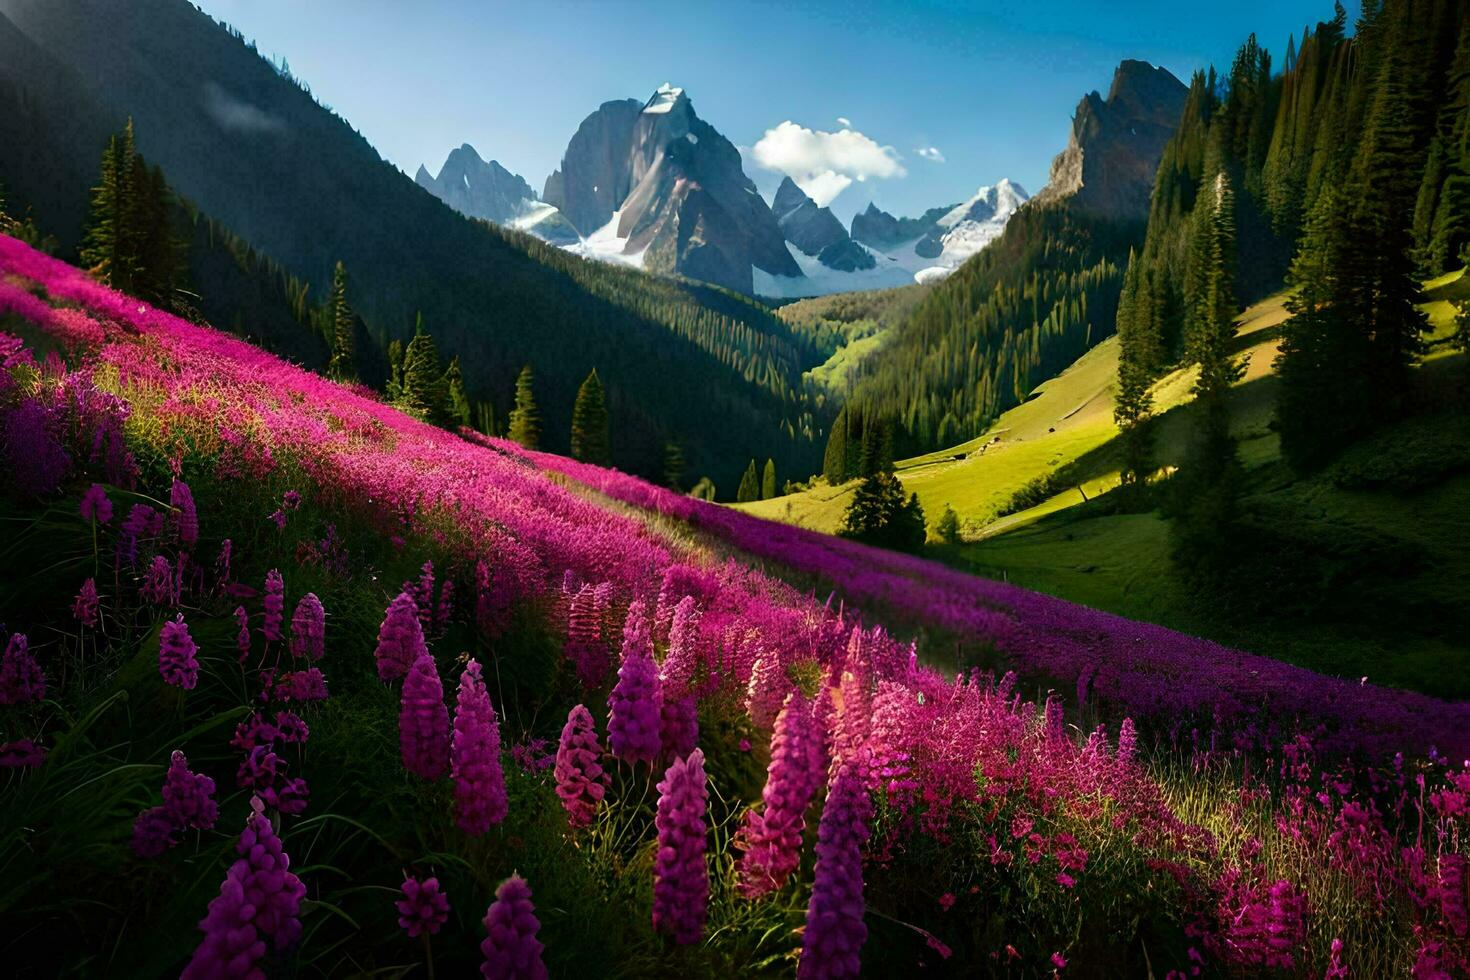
[751,120,905,207]
[203,82,285,134]
[916,146,946,163]
[836,116,851,128]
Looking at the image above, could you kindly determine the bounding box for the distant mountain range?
[416,85,1030,299]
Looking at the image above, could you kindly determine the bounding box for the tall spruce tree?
[507,364,540,450]
[569,368,611,465]
[761,459,777,500]
[822,406,850,485]
[399,315,445,421]
[326,261,356,381]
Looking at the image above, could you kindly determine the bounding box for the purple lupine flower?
[653,747,710,945]
[738,692,823,897]
[234,606,250,661]
[659,595,700,692]
[400,650,449,779]
[412,561,436,631]
[237,745,281,791]
[141,554,176,605]
[375,591,426,682]
[162,750,218,831]
[4,398,69,496]
[182,803,305,979]
[118,503,158,566]
[131,806,177,857]
[170,478,198,547]
[451,659,508,834]
[262,776,310,815]
[1043,692,1065,744]
[0,632,44,705]
[798,759,872,979]
[565,584,606,688]
[0,738,46,769]
[278,667,329,702]
[231,713,280,753]
[1325,938,1348,979]
[289,593,325,661]
[79,483,112,523]
[659,694,699,760]
[268,508,287,530]
[158,615,199,690]
[745,655,787,730]
[554,703,610,828]
[262,569,284,642]
[480,874,547,980]
[1117,717,1137,765]
[282,489,301,511]
[607,601,661,765]
[73,577,99,627]
[274,711,310,744]
[397,876,451,939]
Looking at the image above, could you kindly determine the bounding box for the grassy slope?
[741,274,1470,695]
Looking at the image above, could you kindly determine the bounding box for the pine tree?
[507,364,540,450]
[761,459,777,500]
[569,368,611,465]
[736,460,760,503]
[662,442,686,491]
[840,472,925,552]
[326,261,356,381]
[443,356,472,428]
[399,315,445,421]
[81,124,135,292]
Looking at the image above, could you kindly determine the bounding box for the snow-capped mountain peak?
[643,83,686,115]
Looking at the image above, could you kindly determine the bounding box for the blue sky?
[193,0,1336,223]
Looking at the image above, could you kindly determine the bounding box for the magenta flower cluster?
[400,650,449,779]
[132,750,218,857]
[607,601,661,765]
[554,703,610,828]
[653,747,710,945]
[289,592,325,661]
[481,874,548,980]
[798,759,872,979]
[182,805,305,979]
[451,659,508,834]
[375,591,426,682]
[158,615,199,690]
[396,876,451,939]
[0,632,44,705]
[170,478,198,547]
[738,692,825,897]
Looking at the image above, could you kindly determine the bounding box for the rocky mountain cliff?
[1032,59,1187,220]
[544,84,799,294]
[415,144,578,245]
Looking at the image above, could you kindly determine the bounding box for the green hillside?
[742,276,1470,695]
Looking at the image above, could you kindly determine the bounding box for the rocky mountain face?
[772,176,846,256]
[1032,59,1187,221]
[415,144,579,245]
[849,202,956,251]
[544,84,799,294]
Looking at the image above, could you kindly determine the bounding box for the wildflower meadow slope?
[1,231,1467,976]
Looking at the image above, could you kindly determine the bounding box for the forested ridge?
[0,0,827,489]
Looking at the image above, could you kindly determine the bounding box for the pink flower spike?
[158,615,199,690]
[400,650,449,779]
[554,704,610,829]
[289,593,325,661]
[375,591,426,682]
[653,748,710,944]
[481,874,547,980]
[397,876,450,939]
[451,659,508,835]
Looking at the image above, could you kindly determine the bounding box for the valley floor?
[740,274,1470,697]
